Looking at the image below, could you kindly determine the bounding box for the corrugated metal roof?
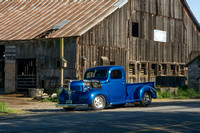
[0,0,127,41]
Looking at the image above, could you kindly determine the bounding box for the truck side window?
[111,70,122,79]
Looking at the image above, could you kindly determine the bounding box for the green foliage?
[157,87,200,99]
[0,101,25,114]
[42,97,58,102]
[0,102,7,113]
[157,90,174,99]
[176,87,200,99]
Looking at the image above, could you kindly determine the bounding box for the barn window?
[129,64,135,75]
[151,64,157,75]
[132,22,139,37]
[159,64,167,75]
[178,65,185,75]
[170,65,176,75]
[141,64,147,75]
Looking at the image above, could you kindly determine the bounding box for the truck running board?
[56,104,88,107]
[111,99,140,105]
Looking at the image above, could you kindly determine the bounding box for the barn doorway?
[0,45,5,94]
[16,58,37,90]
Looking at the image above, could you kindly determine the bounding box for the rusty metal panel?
[0,0,126,41]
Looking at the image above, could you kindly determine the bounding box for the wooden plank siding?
[3,0,200,93]
[9,38,77,90]
[77,4,129,79]
[77,0,200,83]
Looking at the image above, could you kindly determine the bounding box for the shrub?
[157,87,200,99]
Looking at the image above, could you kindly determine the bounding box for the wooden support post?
[60,38,64,87]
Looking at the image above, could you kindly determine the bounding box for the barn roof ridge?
[180,0,200,31]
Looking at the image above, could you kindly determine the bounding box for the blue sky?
[186,0,200,23]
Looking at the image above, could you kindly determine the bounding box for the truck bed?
[126,82,155,100]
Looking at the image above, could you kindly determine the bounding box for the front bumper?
[56,104,88,108]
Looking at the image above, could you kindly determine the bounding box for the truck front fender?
[84,90,110,105]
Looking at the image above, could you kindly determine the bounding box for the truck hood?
[70,80,105,92]
[70,81,84,92]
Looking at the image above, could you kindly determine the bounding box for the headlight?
[84,86,90,92]
[84,80,91,92]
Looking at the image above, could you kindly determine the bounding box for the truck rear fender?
[133,86,157,100]
[138,86,157,100]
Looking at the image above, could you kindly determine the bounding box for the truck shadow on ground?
[26,100,200,113]
[1,102,200,133]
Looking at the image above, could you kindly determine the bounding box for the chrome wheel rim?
[144,93,150,105]
[94,96,104,109]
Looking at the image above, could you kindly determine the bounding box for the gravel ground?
[0,94,60,111]
[1,94,200,114]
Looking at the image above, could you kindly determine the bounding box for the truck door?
[108,69,126,103]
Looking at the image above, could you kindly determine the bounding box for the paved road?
[0,100,200,133]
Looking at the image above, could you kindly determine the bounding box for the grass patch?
[0,101,26,115]
[42,97,58,103]
[157,87,200,99]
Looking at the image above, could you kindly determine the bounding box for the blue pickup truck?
[56,66,157,110]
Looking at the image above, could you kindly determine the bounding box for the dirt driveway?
[0,94,59,112]
[1,94,200,114]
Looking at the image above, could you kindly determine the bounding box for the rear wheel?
[91,95,106,110]
[140,92,152,107]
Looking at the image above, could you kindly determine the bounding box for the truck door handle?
[122,83,125,85]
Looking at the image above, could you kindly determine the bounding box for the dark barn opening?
[16,58,37,90]
[0,45,5,93]
[132,22,139,37]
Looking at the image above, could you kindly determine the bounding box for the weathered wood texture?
[5,37,77,90]
[77,4,129,79]
[2,0,200,92]
[127,0,200,82]
[130,0,187,63]
[77,0,200,83]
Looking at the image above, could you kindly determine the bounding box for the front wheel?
[140,92,152,107]
[91,95,106,110]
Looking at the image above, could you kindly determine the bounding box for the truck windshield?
[84,69,108,79]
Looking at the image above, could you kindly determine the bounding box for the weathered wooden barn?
[0,0,200,93]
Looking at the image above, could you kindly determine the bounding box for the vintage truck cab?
[56,66,157,110]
